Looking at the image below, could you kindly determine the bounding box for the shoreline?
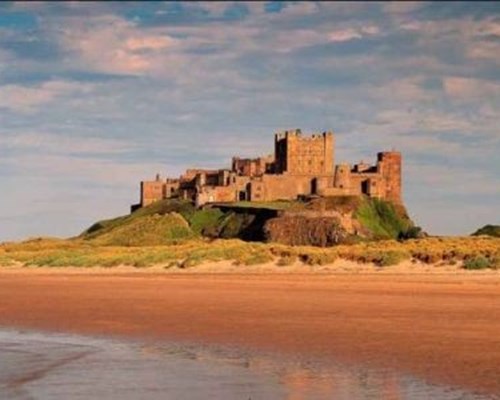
[1,267,499,396]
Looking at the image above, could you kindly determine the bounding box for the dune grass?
[1,236,498,270]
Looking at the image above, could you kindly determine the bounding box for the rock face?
[263,215,350,246]
[261,196,414,246]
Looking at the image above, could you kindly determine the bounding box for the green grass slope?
[81,199,198,246]
[354,197,414,240]
[82,199,197,239]
[89,213,195,246]
[471,225,500,238]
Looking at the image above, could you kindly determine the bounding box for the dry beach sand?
[1,264,500,396]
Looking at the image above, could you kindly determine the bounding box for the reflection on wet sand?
[0,329,497,400]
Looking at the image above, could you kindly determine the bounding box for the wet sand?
[0,269,499,396]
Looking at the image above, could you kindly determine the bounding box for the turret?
[377,151,402,203]
[334,163,351,190]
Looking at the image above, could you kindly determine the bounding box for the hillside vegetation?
[472,225,500,238]
[80,197,417,246]
[1,235,498,270]
[0,195,497,270]
[3,195,499,270]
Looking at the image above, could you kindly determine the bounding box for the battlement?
[274,129,333,141]
[275,128,302,140]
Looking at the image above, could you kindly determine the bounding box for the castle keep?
[133,129,401,211]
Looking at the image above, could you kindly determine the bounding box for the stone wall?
[196,186,237,206]
[135,130,403,211]
[249,174,333,201]
[141,180,164,206]
[232,155,274,177]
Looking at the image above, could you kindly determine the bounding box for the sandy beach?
[1,267,500,396]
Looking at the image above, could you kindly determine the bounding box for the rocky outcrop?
[263,215,350,246]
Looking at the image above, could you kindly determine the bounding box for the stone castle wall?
[134,129,402,211]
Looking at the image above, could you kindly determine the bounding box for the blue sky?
[0,1,499,241]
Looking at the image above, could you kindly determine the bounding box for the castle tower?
[333,163,351,191]
[377,151,402,204]
[274,129,334,175]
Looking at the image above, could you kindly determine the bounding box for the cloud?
[0,1,499,239]
[182,2,232,17]
[125,36,175,51]
[473,18,500,38]
[328,26,380,42]
[373,109,474,135]
[0,132,133,155]
[443,76,500,100]
[278,2,319,17]
[58,15,180,75]
[0,80,93,112]
[466,40,500,63]
[383,2,425,15]
[4,152,169,185]
[406,163,499,196]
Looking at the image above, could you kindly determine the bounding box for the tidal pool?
[0,329,496,400]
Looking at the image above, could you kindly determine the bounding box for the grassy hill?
[80,196,417,247]
[2,198,497,269]
[80,199,198,246]
[471,225,500,238]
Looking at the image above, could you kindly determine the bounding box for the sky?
[0,1,499,241]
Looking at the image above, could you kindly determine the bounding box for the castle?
[132,129,401,211]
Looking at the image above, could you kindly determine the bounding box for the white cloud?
[0,80,93,113]
[328,28,362,42]
[0,132,133,155]
[474,19,500,38]
[4,153,169,185]
[466,40,500,64]
[328,25,380,42]
[58,15,180,75]
[368,76,432,102]
[374,109,474,134]
[443,76,500,100]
